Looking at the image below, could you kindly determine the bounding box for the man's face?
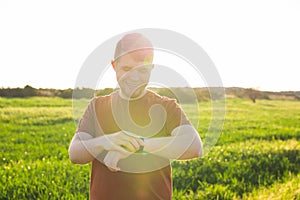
[113,51,153,98]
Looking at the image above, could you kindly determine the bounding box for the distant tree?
[23,85,37,97]
[58,88,73,98]
[244,88,261,103]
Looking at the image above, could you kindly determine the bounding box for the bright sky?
[1,0,299,91]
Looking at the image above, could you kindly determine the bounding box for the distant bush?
[95,88,114,97]
[0,85,38,97]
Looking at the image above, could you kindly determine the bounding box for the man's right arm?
[68,131,144,164]
[68,132,103,164]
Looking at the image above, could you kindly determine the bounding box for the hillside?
[0,85,299,102]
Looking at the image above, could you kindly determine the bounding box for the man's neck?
[118,89,147,101]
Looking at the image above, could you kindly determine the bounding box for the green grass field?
[0,97,299,199]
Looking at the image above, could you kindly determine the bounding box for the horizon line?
[0,85,299,93]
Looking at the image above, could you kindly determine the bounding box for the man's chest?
[96,101,168,137]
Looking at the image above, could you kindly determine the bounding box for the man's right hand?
[103,150,132,172]
[68,131,144,164]
[101,131,144,154]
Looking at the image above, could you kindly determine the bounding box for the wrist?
[143,138,154,153]
[97,135,108,151]
[135,137,146,154]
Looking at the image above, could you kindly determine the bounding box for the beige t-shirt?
[76,90,191,200]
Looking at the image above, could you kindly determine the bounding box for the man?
[68,33,202,200]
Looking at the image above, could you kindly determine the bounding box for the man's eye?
[123,67,131,71]
[138,68,148,73]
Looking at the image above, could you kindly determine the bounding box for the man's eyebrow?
[120,65,151,70]
[119,66,134,71]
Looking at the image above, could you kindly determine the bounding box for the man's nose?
[128,70,139,81]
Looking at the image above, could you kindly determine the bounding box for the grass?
[244,173,300,200]
[0,97,299,199]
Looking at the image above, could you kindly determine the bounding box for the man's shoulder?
[92,91,116,107]
[145,89,178,105]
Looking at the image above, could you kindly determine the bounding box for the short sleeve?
[165,99,191,135]
[76,99,96,137]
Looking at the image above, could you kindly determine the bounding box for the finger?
[114,144,131,154]
[119,140,137,152]
[120,131,145,147]
[105,160,119,172]
[129,137,140,149]
[121,135,142,150]
[107,138,131,153]
[104,151,116,163]
[103,154,112,166]
[107,166,115,172]
[104,153,120,171]
[107,166,120,172]
[136,138,145,146]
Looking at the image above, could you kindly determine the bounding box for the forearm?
[68,131,144,165]
[68,132,105,164]
[144,125,202,160]
[144,136,200,160]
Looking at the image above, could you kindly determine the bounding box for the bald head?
[114,33,153,62]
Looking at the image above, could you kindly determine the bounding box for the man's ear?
[111,61,116,71]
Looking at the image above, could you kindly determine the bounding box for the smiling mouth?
[126,82,143,88]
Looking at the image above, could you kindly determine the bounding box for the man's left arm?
[103,125,202,171]
[143,124,203,160]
